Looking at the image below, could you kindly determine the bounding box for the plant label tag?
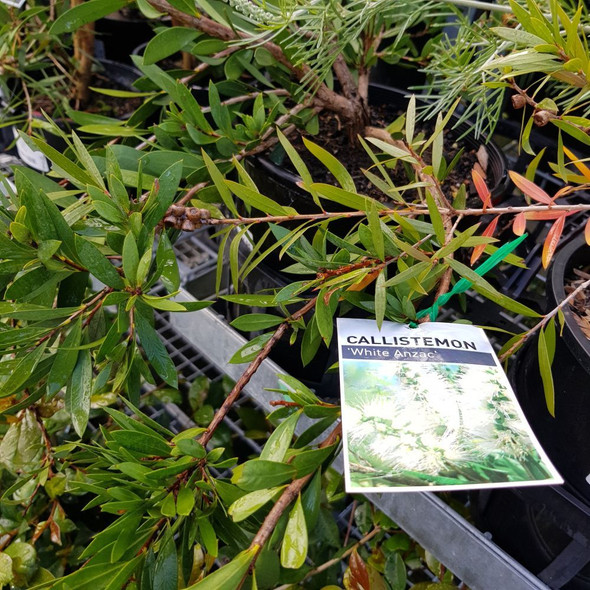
[0,0,26,7]
[337,318,563,492]
[12,128,49,173]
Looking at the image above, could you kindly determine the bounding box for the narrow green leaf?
[202,151,239,217]
[75,236,125,289]
[177,486,195,516]
[122,233,139,286]
[260,410,301,463]
[135,310,178,388]
[50,0,127,34]
[538,328,555,417]
[143,27,201,65]
[154,529,178,590]
[1,342,48,397]
[228,487,285,522]
[368,201,384,261]
[280,494,307,569]
[230,313,284,332]
[66,349,92,437]
[232,460,296,492]
[229,333,273,364]
[383,261,431,288]
[375,271,386,330]
[186,547,257,589]
[47,318,82,396]
[72,133,105,189]
[27,135,94,188]
[426,192,445,244]
[447,258,540,317]
[197,517,218,558]
[303,137,356,192]
[225,181,288,216]
[110,430,171,457]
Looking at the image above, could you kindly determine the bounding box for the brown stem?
[72,0,94,107]
[165,200,590,232]
[146,0,359,124]
[198,297,318,448]
[36,287,113,347]
[499,277,590,362]
[245,423,343,571]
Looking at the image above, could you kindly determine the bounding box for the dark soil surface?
[566,267,590,340]
[84,71,142,119]
[31,69,140,120]
[284,105,491,205]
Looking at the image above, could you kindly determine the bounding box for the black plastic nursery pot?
[245,83,509,219]
[474,486,590,589]
[95,10,155,64]
[511,232,590,504]
[0,59,141,172]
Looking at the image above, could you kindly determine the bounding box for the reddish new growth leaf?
[509,171,552,205]
[472,168,491,210]
[346,548,370,590]
[471,215,499,265]
[525,211,570,221]
[585,217,590,246]
[542,214,566,269]
[513,212,526,236]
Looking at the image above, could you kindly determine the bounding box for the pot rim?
[548,232,590,367]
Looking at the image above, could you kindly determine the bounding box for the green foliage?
[1,0,587,587]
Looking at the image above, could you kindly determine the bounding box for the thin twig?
[198,297,318,448]
[239,422,343,588]
[499,277,590,362]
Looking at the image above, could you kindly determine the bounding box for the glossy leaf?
[513,212,526,236]
[346,549,370,590]
[50,0,127,34]
[538,328,555,417]
[66,349,92,437]
[472,168,491,210]
[280,494,307,569]
[542,214,566,269]
[143,27,201,64]
[260,410,301,463]
[1,341,48,398]
[470,216,499,265]
[303,138,355,192]
[228,486,285,522]
[110,430,171,457]
[47,318,82,396]
[75,236,125,289]
[232,460,296,491]
[154,529,178,590]
[230,313,284,332]
[122,233,140,286]
[176,486,195,516]
[198,516,218,557]
[135,310,178,387]
[229,333,273,364]
[509,171,552,204]
[186,547,257,589]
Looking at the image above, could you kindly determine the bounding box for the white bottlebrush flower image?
[341,359,557,490]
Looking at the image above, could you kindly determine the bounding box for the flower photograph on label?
[337,318,562,492]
